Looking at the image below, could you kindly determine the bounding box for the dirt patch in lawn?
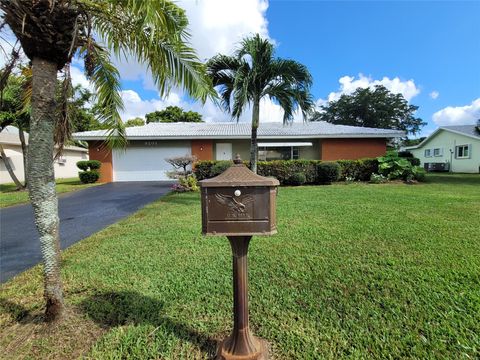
[0,304,104,359]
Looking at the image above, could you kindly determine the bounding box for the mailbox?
[200,156,279,236]
[199,155,279,360]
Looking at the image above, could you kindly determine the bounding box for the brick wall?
[321,138,387,161]
[88,141,113,182]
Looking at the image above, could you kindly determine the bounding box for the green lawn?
[0,178,100,208]
[1,174,479,359]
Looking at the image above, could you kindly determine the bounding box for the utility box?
[200,156,279,236]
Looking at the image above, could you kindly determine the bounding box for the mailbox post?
[200,154,279,360]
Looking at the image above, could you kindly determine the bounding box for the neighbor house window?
[433,148,442,157]
[455,145,470,159]
[424,149,432,157]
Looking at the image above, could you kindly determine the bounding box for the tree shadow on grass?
[0,298,34,323]
[80,291,217,357]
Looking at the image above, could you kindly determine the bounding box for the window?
[424,149,432,157]
[433,148,443,157]
[455,145,470,159]
[258,147,292,161]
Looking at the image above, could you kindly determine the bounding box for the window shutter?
[440,148,444,156]
[468,144,472,159]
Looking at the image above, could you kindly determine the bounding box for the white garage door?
[113,141,191,181]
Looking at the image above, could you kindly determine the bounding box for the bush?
[88,160,101,170]
[377,154,426,182]
[337,158,379,181]
[79,170,99,184]
[369,173,388,184]
[194,161,216,181]
[77,160,102,183]
[397,151,421,166]
[194,158,380,185]
[288,172,306,186]
[317,162,340,184]
[76,160,90,171]
[211,161,233,177]
[172,174,199,192]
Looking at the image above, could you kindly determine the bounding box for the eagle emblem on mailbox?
[215,193,254,218]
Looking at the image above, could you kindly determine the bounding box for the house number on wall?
[144,141,158,146]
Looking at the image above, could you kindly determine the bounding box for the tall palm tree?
[0,0,212,322]
[206,34,314,173]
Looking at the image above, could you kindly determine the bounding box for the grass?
[1,173,479,359]
[0,178,100,208]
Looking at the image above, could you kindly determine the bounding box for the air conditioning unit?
[424,162,449,172]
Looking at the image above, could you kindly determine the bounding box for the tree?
[145,106,202,123]
[1,70,30,190]
[310,85,426,136]
[206,34,314,173]
[0,0,212,322]
[125,117,145,127]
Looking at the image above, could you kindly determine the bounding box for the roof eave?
[73,133,404,141]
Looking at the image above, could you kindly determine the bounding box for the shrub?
[317,162,340,184]
[337,158,379,181]
[88,160,101,170]
[79,170,99,184]
[397,151,421,166]
[318,162,341,184]
[377,154,426,182]
[288,172,306,186]
[369,173,388,184]
[77,160,102,183]
[194,158,380,185]
[211,161,233,177]
[172,174,199,192]
[76,160,90,171]
[194,161,216,181]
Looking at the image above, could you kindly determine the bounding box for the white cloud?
[429,91,439,100]
[118,88,299,123]
[432,98,480,126]
[70,65,93,90]
[325,74,421,103]
[111,0,270,91]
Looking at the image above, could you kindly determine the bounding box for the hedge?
[194,158,381,185]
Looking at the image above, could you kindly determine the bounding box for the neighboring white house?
[0,127,89,184]
[404,125,480,173]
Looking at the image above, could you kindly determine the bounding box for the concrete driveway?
[0,182,173,283]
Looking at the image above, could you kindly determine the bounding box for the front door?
[216,143,232,160]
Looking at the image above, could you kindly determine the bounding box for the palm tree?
[206,34,314,173]
[0,0,212,322]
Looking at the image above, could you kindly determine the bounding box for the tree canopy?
[310,85,426,135]
[125,117,146,127]
[145,106,203,123]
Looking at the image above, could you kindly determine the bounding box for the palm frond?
[79,41,126,148]
[82,0,214,102]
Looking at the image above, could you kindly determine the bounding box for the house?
[403,124,480,173]
[73,121,404,182]
[0,127,89,184]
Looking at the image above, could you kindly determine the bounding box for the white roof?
[73,121,404,140]
[0,127,88,152]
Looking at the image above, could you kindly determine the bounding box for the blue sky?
[66,0,480,137]
[267,1,480,136]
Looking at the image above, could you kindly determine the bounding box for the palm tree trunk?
[249,98,260,173]
[18,126,28,187]
[0,143,25,190]
[28,57,64,322]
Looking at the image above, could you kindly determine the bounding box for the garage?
[112,141,191,181]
